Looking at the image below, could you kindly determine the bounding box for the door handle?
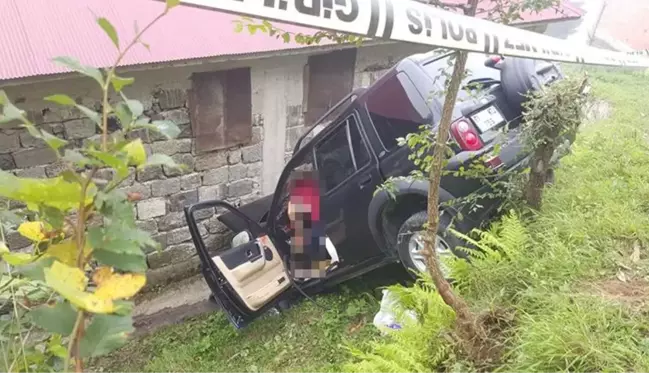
[358,175,372,189]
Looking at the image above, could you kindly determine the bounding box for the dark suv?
[185,50,571,328]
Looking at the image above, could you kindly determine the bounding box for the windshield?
[422,53,501,101]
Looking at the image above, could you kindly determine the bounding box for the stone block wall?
[0,87,263,288]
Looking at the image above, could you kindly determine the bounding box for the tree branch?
[414,0,469,12]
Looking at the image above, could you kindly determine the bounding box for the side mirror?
[232,230,252,247]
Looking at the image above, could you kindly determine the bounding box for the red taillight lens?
[465,132,478,147]
[451,119,483,151]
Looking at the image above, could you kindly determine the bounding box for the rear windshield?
[422,53,501,101]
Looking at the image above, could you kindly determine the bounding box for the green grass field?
[98,67,649,372]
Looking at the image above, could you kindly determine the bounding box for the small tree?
[0,1,180,371]
[521,76,589,209]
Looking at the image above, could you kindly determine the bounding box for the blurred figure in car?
[287,170,339,279]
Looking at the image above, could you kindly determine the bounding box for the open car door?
[185,200,291,328]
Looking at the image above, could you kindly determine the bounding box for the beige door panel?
[212,236,290,311]
[228,257,265,283]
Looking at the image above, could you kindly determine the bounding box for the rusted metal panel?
[224,67,253,147]
[189,68,252,153]
[190,71,226,153]
[305,48,357,126]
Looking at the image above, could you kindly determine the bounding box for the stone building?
[0,0,580,288]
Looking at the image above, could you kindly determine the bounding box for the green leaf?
[52,56,104,86]
[114,102,133,128]
[14,257,56,282]
[87,149,129,178]
[62,149,92,166]
[44,94,76,106]
[92,249,148,272]
[111,75,134,92]
[124,99,143,118]
[29,301,77,336]
[97,17,119,48]
[123,139,147,166]
[282,33,291,43]
[39,205,66,230]
[0,170,96,212]
[166,0,180,9]
[147,120,180,139]
[79,314,134,358]
[3,252,35,265]
[0,210,23,227]
[0,91,25,125]
[113,300,135,316]
[22,124,68,151]
[233,22,244,33]
[41,131,68,150]
[141,153,180,170]
[47,335,68,359]
[75,104,101,126]
[93,190,134,223]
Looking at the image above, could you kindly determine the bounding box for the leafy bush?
[0,1,180,371]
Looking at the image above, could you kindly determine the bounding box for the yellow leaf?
[44,261,115,314]
[2,252,35,266]
[17,221,46,242]
[94,272,146,300]
[45,239,93,267]
[92,266,113,285]
[46,260,87,291]
[124,139,147,167]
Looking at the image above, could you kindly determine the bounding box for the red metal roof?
[0,0,581,82]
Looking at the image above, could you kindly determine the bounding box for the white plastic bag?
[372,289,417,332]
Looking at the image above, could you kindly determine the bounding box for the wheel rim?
[408,232,452,277]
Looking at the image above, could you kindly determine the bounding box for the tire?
[396,210,471,279]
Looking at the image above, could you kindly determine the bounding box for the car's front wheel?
[396,210,470,279]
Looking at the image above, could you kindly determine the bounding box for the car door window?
[314,114,369,194]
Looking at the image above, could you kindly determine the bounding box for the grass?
[95,268,407,372]
[99,67,649,372]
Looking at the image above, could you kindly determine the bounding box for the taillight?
[451,119,483,151]
[485,55,504,70]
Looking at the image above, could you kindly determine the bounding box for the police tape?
[176,0,649,68]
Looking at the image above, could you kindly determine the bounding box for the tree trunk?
[420,0,487,359]
[524,145,553,209]
[524,130,559,210]
[423,50,474,323]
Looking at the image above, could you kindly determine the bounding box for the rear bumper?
[448,133,573,225]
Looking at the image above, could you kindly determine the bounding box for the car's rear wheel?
[396,210,470,279]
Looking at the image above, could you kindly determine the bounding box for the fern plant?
[444,211,530,295]
[343,213,531,372]
[343,275,457,372]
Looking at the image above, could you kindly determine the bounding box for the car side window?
[314,114,369,193]
[366,73,434,151]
